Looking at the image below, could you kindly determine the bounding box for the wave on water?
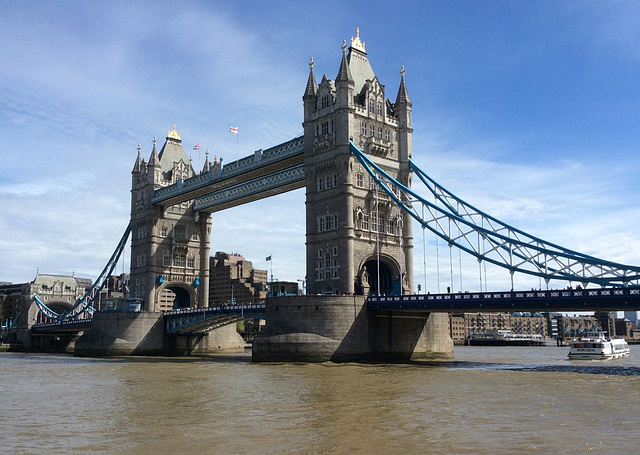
[410,360,640,376]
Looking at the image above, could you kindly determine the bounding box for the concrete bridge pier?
[252,295,453,362]
[74,311,244,356]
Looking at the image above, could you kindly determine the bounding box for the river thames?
[1,346,639,454]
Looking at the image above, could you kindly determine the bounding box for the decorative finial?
[153,136,157,146]
[309,57,314,69]
[400,65,405,77]
[341,40,347,54]
[137,144,141,153]
[167,124,181,140]
[350,27,366,53]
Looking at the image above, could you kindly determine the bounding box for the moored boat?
[467,330,549,346]
[568,332,630,360]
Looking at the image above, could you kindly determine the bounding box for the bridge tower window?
[161,226,168,237]
[356,172,364,188]
[187,255,195,268]
[173,253,186,267]
[174,225,186,240]
[361,122,366,136]
[387,219,396,235]
[163,253,171,267]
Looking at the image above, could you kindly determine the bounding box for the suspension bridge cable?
[349,140,640,287]
[422,203,427,294]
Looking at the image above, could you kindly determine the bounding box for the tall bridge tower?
[130,126,212,311]
[303,29,414,295]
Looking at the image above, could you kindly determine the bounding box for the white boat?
[468,330,548,346]
[568,332,630,360]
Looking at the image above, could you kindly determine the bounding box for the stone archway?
[358,256,401,296]
[156,283,197,310]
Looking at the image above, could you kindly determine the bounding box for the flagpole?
[229,127,239,160]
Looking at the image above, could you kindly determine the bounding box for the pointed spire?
[149,136,160,167]
[202,149,210,173]
[395,65,412,106]
[132,144,143,173]
[303,57,318,100]
[336,40,353,84]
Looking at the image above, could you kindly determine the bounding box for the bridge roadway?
[29,287,640,336]
[367,287,640,313]
[29,319,93,335]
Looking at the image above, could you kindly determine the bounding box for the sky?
[1,0,640,295]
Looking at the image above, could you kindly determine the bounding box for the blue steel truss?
[33,223,132,322]
[165,305,266,335]
[350,141,640,287]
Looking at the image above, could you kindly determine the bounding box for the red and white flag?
[193,144,201,150]
[229,126,238,134]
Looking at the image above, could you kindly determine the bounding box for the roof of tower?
[132,144,143,173]
[303,57,318,99]
[336,41,354,84]
[395,65,412,106]
[346,28,376,95]
[157,124,192,180]
[149,136,160,168]
[202,149,210,173]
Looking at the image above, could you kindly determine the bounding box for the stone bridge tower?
[130,126,212,311]
[303,29,414,296]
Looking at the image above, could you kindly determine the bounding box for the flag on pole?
[266,255,271,261]
[229,126,238,134]
[193,144,200,150]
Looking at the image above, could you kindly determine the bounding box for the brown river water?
[1,346,639,454]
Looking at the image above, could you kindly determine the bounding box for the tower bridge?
[21,29,640,360]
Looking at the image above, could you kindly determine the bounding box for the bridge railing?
[30,319,93,331]
[369,287,639,305]
[153,136,304,202]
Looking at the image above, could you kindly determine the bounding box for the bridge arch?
[156,282,197,310]
[357,254,402,296]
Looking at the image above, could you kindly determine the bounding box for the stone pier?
[252,295,453,362]
[74,311,244,357]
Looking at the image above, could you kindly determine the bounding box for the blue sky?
[1,1,639,293]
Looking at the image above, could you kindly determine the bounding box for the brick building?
[209,252,268,305]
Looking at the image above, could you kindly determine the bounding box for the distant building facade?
[0,274,91,345]
[209,252,268,305]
